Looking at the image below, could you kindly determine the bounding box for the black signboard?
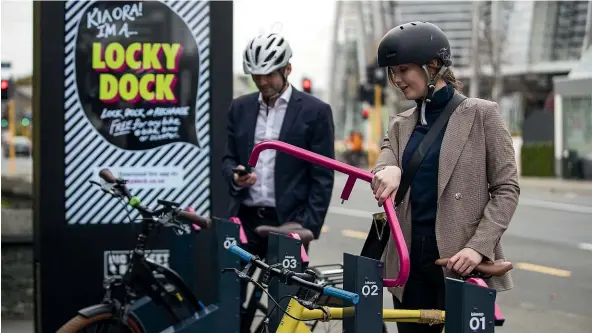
[33,1,233,331]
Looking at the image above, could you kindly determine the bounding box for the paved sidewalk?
[520,177,592,195]
[1,320,33,332]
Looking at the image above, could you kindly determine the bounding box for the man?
[222,33,335,332]
[222,33,335,260]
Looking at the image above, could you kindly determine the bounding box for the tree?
[15,75,33,86]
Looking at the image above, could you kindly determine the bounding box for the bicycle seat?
[435,258,513,277]
[254,222,314,245]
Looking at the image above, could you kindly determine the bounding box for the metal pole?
[328,0,342,109]
[582,0,592,52]
[8,98,16,174]
[469,1,481,98]
[367,85,381,169]
[490,0,503,102]
[374,84,382,142]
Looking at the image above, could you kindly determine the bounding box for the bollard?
[445,277,497,333]
[342,253,384,333]
[266,232,303,332]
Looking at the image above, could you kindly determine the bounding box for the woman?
[371,21,520,333]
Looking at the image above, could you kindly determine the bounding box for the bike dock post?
[266,232,304,331]
[208,219,243,332]
[445,278,497,333]
[342,253,384,333]
[162,219,242,333]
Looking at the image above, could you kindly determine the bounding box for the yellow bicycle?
[226,244,512,333]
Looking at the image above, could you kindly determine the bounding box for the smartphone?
[232,167,250,177]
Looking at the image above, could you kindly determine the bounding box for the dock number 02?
[361,284,379,296]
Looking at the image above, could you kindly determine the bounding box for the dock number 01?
[361,284,379,296]
[469,316,486,331]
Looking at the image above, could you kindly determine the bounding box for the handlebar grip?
[227,244,254,263]
[322,286,359,305]
[98,169,117,183]
[176,210,211,229]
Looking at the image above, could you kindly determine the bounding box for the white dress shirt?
[242,85,292,208]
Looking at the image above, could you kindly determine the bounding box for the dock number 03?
[361,284,379,296]
[282,258,298,269]
[469,316,486,331]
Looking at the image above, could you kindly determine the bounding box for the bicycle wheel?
[57,311,143,333]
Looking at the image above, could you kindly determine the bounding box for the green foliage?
[521,142,554,177]
[15,75,33,86]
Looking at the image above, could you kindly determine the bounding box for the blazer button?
[454,193,462,200]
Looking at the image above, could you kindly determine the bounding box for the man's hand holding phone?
[232,165,256,187]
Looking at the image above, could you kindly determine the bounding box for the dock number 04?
[223,237,237,249]
[361,284,379,296]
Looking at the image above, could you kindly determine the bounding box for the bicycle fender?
[77,303,115,318]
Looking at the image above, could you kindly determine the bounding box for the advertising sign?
[64,0,213,224]
[33,1,233,331]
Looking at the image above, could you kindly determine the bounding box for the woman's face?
[389,64,428,100]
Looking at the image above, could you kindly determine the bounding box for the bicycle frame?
[248,140,410,287]
[275,298,445,333]
[106,213,204,324]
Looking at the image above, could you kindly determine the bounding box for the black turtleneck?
[401,83,455,235]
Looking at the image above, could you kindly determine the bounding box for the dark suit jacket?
[221,87,335,238]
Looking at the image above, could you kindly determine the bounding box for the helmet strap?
[419,65,449,125]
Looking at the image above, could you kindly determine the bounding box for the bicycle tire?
[57,311,143,333]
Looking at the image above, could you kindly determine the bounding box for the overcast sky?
[1,0,335,90]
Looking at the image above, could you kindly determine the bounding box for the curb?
[519,177,592,196]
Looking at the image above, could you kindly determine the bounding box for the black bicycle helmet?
[377,21,453,126]
[377,21,452,68]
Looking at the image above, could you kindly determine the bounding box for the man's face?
[252,64,291,99]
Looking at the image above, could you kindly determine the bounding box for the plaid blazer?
[373,97,520,301]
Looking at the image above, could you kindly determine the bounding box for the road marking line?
[341,229,368,239]
[322,226,330,233]
[329,198,592,218]
[519,198,592,214]
[328,206,375,219]
[515,262,571,277]
[577,242,592,251]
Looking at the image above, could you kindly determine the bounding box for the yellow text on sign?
[92,42,183,103]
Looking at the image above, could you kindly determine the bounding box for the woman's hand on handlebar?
[371,166,402,206]
[447,247,484,276]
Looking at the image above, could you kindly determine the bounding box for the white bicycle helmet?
[243,33,293,75]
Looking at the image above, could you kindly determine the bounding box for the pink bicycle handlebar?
[248,140,410,288]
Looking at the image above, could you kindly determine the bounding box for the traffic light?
[358,83,385,106]
[1,79,9,100]
[302,78,312,94]
[366,64,388,87]
[362,109,369,119]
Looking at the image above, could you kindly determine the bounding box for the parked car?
[2,135,31,157]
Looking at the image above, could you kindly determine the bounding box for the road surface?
[0,147,32,179]
[306,174,592,333]
[3,175,592,333]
